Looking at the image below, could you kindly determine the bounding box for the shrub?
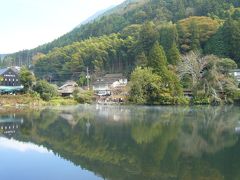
[33,80,58,101]
[73,90,94,104]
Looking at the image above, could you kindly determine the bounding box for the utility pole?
[86,67,90,90]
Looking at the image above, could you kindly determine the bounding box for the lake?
[0,105,240,180]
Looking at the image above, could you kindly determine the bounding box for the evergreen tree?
[168,43,180,65]
[159,24,178,52]
[20,67,36,92]
[139,22,159,53]
[204,27,228,57]
[135,51,148,68]
[148,42,182,95]
[148,42,168,75]
[230,20,240,63]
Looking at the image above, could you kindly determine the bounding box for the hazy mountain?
[77,5,116,27]
[0,54,6,60]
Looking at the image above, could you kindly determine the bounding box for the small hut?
[58,81,79,97]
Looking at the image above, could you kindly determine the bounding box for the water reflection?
[0,105,240,180]
[0,114,23,136]
[0,137,49,153]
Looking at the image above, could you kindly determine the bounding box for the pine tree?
[148,42,168,75]
[135,51,148,68]
[139,22,159,53]
[231,20,240,63]
[148,42,182,96]
[168,43,180,65]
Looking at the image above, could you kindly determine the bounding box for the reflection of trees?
[9,105,240,180]
[179,106,239,156]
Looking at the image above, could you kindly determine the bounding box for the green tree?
[139,22,159,53]
[230,19,240,63]
[129,67,169,105]
[190,21,201,51]
[135,51,148,68]
[33,80,58,101]
[159,23,178,52]
[148,42,182,96]
[148,42,168,75]
[168,42,180,65]
[77,73,87,87]
[204,27,229,57]
[20,67,36,92]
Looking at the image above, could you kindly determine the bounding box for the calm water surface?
[0,105,240,180]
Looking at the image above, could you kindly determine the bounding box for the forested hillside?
[2,0,240,104]
[3,0,240,65]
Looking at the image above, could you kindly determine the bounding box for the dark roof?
[0,67,20,75]
[0,68,8,75]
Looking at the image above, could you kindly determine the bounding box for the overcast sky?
[0,0,125,54]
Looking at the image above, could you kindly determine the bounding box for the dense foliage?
[33,34,136,82]
[19,67,36,92]
[33,80,58,101]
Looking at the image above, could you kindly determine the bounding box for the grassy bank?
[0,94,78,107]
[0,94,44,107]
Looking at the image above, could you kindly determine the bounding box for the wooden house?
[58,81,79,97]
[0,67,21,86]
[0,67,23,93]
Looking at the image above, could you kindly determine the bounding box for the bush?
[33,80,58,101]
[191,96,210,105]
[73,90,94,104]
[129,67,183,105]
[47,97,78,106]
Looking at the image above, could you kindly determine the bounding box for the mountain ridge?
[2,0,240,70]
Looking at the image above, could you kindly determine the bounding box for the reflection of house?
[92,74,128,96]
[60,113,77,127]
[58,81,79,97]
[0,116,24,135]
[230,69,240,84]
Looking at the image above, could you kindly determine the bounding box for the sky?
[0,0,125,54]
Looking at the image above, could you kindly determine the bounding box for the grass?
[46,97,78,106]
[0,94,78,107]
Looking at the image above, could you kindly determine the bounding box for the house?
[0,66,23,93]
[229,69,240,84]
[58,81,79,97]
[92,73,128,96]
[0,67,21,86]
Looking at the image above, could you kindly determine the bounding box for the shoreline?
[0,94,78,108]
[0,94,239,109]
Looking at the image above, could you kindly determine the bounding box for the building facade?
[0,67,21,86]
[92,73,128,96]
